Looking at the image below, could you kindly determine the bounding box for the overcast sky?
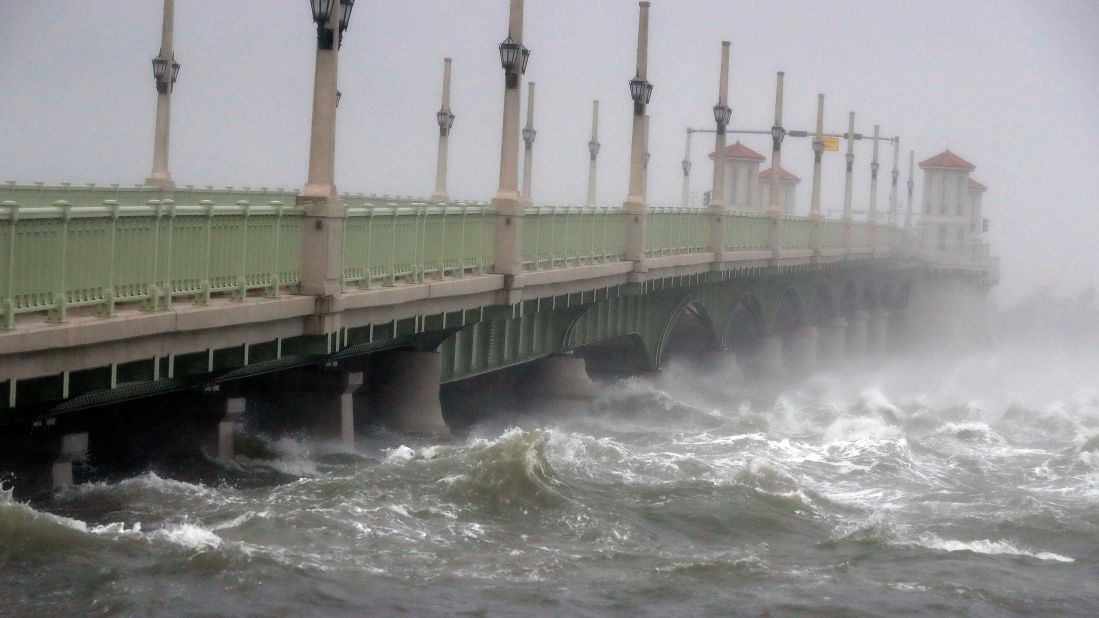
[1,1,1097,305]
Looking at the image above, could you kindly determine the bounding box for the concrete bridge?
[0,1,997,497]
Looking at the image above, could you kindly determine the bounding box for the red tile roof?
[758,166,801,183]
[919,149,975,171]
[708,141,767,161]
[968,178,988,193]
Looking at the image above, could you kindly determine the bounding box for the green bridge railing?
[522,206,628,269]
[344,204,496,287]
[0,184,909,327]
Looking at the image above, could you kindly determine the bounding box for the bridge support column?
[522,354,596,412]
[786,326,820,376]
[819,317,847,364]
[0,431,88,499]
[749,335,786,378]
[867,308,889,355]
[846,310,870,358]
[249,370,361,448]
[887,309,908,352]
[375,351,449,436]
[199,397,245,460]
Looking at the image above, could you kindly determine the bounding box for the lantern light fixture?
[812,139,824,157]
[589,140,601,159]
[770,125,785,149]
[712,103,731,128]
[523,127,537,146]
[336,90,342,107]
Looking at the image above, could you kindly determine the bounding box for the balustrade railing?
[343,203,495,287]
[645,207,710,257]
[725,211,770,252]
[522,206,627,269]
[821,219,845,249]
[0,199,303,327]
[780,216,812,250]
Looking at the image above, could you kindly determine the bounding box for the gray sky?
[1,1,1097,305]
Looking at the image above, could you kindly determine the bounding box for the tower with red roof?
[758,166,802,215]
[709,142,766,211]
[918,150,987,254]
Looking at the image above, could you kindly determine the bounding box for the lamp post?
[904,149,915,229]
[842,111,855,252]
[709,41,732,256]
[624,1,653,266]
[587,100,600,206]
[298,0,354,297]
[432,58,455,202]
[889,137,900,227]
[145,0,179,189]
[868,124,880,249]
[491,0,530,276]
[681,129,693,207]
[767,71,785,257]
[810,93,825,257]
[522,82,537,205]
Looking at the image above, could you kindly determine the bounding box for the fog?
[1,0,1097,305]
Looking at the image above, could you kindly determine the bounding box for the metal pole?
[490,0,527,276]
[624,1,651,267]
[709,42,731,255]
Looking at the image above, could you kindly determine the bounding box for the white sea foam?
[908,534,1073,563]
[822,416,901,444]
[153,523,223,550]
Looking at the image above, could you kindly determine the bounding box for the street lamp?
[713,103,731,129]
[498,35,529,89]
[771,124,785,150]
[589,140,601,159]
[437,109,455,135]
[151,54,180,94]
[336,90,342,107]
[523,126,537,146]
[310,0,354,49]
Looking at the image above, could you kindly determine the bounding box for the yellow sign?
[819,137,840,151]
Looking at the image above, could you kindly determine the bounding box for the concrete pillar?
[889,137,900,228]
[867,308,889,355]
[641,115,651,202]
[252,370,361,448]
[809,94,825,257]
[846,310,870,358]
[375,351,449,435]
[491,0,528,276]
[887,309,907,351]
[904,150,915,229]
[623,1,651,266]
[767,71,785,259]
[297,0,347,296]
[523,354,597,412]
[786,325,820,376]
[749,335,786,378]
[709,42,731,255]
[432,58,454,202]
[145,0,176,189]
[1,431,88,499]
[521,81,536,205]
[587,100,600,206]
[200,397,245,460]
[681,128,692,207]
[842,111,855,252]
[868,124,881,248]
[819,317,848,363]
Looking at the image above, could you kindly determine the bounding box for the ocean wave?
[822,416,902,444]
[445,428,569,512]
[905,534,1074,563]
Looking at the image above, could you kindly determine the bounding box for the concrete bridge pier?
[867,308,890,355]
[785,326,820,377]
[748,335,786,378]
[886,310,908,352]
[0,431,88,499]
[521,354,597,412]
[373,351,449,436]
[819,317,847,363]
[846,310,870,359]
[199,397,246,460]
[248,369,362,448]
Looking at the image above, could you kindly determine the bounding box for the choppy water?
[3,337,1099,616]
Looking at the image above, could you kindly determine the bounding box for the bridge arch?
[653,296,720,368]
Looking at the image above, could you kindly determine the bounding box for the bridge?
[0,0,996,498]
